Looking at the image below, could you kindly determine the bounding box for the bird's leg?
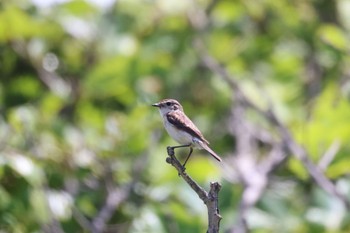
[167,143,191,156]
[182,147,193,168]
[166,144,192,173]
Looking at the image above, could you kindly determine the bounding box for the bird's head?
[152,99,183,115]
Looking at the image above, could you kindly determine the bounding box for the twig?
[318,140,340,171]
[231,201,248,233]
[91,152,151,232]
[91,186,130,233]
[166,147,222,233]
[72,207,94,232]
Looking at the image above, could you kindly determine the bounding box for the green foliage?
[1,0,350,232]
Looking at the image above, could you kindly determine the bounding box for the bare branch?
[91,186,130,233]
[166,147,222,233]
[318,140,341,171]
[187,0,350,217]
[194,43,350,210]
[72,207,94,232]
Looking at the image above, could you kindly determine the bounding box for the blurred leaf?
[0,186,11,209]
[185,157,221,183]
[0,6,62,41]
[326,158,350,179]
[212,1,244,23]
[318,24,348,51]
[76,102,105,129]
[208,31,236,62]
[84,56,136,105]
[301,85,350,159]
[288,158,308,180]
[7,153,45,186]
[40,93,64,122]
[129,206,165,233]
[60,0,98,16]
[7,75,42,106]
[30,188,50,224]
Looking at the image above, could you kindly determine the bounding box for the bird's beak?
[152,103,160,107]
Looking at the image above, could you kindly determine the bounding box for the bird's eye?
[166,102,171,106]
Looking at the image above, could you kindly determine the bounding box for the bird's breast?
[164,120,193,145]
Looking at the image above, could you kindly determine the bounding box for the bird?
[152,98,222,168]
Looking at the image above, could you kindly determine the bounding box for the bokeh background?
[1,0,350,232]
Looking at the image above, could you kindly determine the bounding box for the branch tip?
[164,147,221,232]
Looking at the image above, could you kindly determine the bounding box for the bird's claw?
[167,146,174,156]
[166,146,186,176]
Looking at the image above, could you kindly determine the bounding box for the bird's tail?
[200,142,222,162]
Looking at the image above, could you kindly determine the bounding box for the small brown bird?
[152,99,222,167]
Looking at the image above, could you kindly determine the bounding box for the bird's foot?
[167,146,175,156]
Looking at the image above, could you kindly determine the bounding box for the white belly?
[164,120,193,145]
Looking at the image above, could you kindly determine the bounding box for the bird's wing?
[166,110,209,144]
